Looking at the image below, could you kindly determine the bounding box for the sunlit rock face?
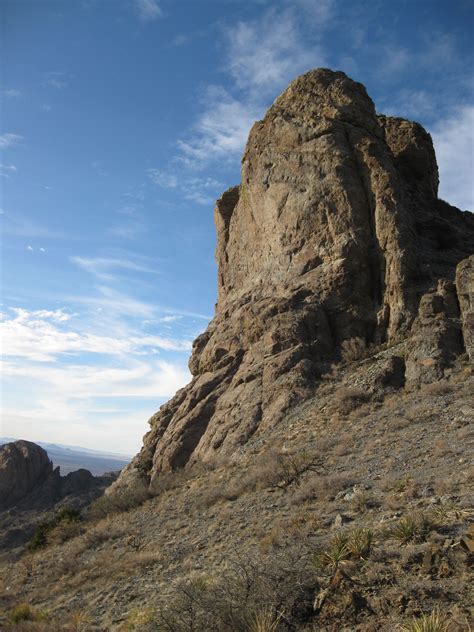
[112,69,474,493]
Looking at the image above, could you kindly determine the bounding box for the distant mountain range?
[0,438,132,476]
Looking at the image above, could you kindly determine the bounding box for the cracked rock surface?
[113,69,474,493]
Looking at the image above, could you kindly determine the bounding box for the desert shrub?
[399,609,451,631]
[332,387,371,415]
[241,449,323,492]
[123,607,158,631]
[350,489,378,513]
[88,485,150,520]
[151,546,316,631]
[8,603,47,624]
[291,473,355,504]
[28,507,82,550]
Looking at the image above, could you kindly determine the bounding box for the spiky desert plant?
[399,609,451,631]
[347,528,374,559]
[391,512,432,544]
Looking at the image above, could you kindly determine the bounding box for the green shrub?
[88,486,150,520]
[29,507,82,550]
[8,603,47,624]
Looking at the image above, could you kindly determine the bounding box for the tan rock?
[112,69,474,493]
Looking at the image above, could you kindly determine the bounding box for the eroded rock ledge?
[113,69,474,494]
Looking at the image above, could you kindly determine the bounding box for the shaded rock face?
[0,441,53,509]
[114,69,474,492]
[0,441,114,512]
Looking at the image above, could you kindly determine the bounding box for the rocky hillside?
[113,68,473,494]
[0,441,117,553]
[0,69,472,631]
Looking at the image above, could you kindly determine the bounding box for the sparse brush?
[430,502,471,523]
[350,490,376,513]
[399,609,451,631]
[248,608,282,632]
[390,513,432,544]
[68,609,91,631]
[123,607,157,631]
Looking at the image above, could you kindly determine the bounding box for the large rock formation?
[0,441,53,508]
[0,440,115,511]
[114,69,474,493]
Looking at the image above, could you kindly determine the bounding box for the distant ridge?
[0,438,131,476]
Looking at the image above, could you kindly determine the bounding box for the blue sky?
[1,0,473,454]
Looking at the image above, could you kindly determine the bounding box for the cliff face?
[113,69,474,493]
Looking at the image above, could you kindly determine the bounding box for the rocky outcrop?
[456,256,474,360]
[0,440,115,511]
[113,69,474,494]
[0,441,53,509]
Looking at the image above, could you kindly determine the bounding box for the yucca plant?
[347,528,374,559]
[391,513,432,544]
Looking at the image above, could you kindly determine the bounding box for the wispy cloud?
[177,86,262,167]
[0,163,17,179]
[135,0,162,22]
[2,356,190,452]
[0,306,192,362]
[431,105,474,211]
[176,6,327,167]
[148,168,224,204]
[1,215,66,239]
[2,89,21,98]
[225,8,325,96]
[0,133,23,148]
[44,71,68,90]
[70,255,160,280]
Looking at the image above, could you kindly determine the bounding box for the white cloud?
[135,0,162,22]
[0,133,23,148]
[0,306,192,362]
[27,245,34,251]
[71,286,157,318]
[431,105,474,211]
[176,6,327,167]
[177,86,262,167]
[226,9,324,95]
[1,358,190,453]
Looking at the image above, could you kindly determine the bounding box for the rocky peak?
[112,69,474,494]
[0,441,53,509]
